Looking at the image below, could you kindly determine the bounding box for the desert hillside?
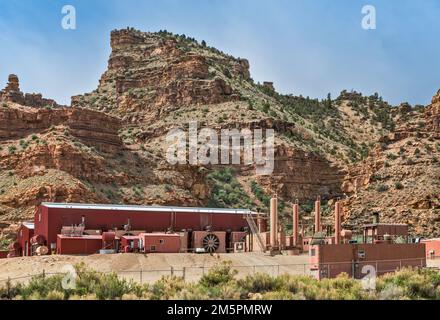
[0,28,439,246]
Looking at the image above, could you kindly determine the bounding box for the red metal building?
[13,202,255,256]
[422,238,440,259]
[15,222,34,257]
[310,243,426,280]
[139,233,181,253]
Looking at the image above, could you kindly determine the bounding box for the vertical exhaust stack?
[257,212,267,233]
[270,195,278,249]
[314,196,321,233]
[293,203,299,247]
[372,212,380,224]
[334,201,342,245]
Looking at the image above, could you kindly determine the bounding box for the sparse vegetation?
[8,146,16,154]
[376,184,389,192]
[394,182,404,190]
[207,168,253,209]
[0,237,10,250]
[2,263,440,300]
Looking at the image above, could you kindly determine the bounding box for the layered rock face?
[257,145,344,201]
[342,92,440,237]
[2,28,440,241]
[0,104,122,154]
[72,29,250,120]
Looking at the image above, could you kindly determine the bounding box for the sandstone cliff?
[0,28,439,241]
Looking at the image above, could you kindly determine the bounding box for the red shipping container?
[120,235,140,252]
[139,233,181,253]
[57,235,103,255]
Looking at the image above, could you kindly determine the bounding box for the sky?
[0,0,439,106]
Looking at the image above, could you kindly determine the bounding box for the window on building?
[150,245,156,252]
[159,239,165,244]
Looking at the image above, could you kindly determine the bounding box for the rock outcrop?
[0,103,122,154]
[0,75,63,108]
[342,90,440,237]
[71,28,250,120]
[257,145,345,201]
[426,90,440,136]
[1,28,440,240]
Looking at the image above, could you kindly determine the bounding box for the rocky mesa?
[0,27,439,244]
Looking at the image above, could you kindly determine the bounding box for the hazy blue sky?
[0,0,439,106]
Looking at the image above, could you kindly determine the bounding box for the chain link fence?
[0,258,437,287]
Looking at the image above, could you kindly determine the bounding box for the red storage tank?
[31,235,45,245]
[102,232,116,250]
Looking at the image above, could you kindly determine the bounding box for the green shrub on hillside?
[207,168,253,209]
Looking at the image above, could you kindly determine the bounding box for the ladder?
[245,213,266,253]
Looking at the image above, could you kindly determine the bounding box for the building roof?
[41,202,256,215]
[22,222,35,229]
[362,223,408,228]
[57,235,103,240]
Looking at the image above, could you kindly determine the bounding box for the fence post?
[253,265,256,274]
[399,260,402,270]
[140,269,143,284]
[7,277,10,300]
[42,269,45,278]
[304,263,306,275]
[351,261,355,279]
[171,266,174,276]
[182,267,186,280]
[277,265,280,276]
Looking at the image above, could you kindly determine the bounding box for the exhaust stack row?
[268,196,343,249]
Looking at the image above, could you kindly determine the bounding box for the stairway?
[245,213,266,253]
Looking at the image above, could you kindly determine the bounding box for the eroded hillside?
[0,28,439,242]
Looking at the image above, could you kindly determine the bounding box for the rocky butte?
[0,28,439,243]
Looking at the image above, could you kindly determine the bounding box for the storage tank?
[31,235,45,245]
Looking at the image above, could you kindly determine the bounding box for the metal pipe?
[293,203,299,247]
[257,213,267,233]
[335,201,341,245]
[270,196,278,248]
[314,196,321,233]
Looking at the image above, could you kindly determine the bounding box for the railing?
[245,213,266,252]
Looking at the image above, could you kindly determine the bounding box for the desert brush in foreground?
[1,261,440,300]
